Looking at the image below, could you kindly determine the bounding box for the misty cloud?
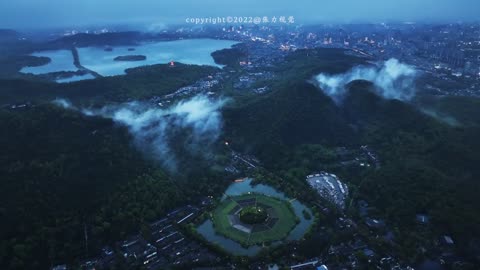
[315,58,417,103]
[52,98,75,109]
[57,95,228,171]
[421,108,460,127]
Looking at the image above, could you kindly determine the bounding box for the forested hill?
[0,63,218,105]
[0,105,182,269]
[1,44,480,267]
[223,78,480,260]
[223,80,358,163]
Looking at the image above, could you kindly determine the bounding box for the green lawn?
[212,193,297,246]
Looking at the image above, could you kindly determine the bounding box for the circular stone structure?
[212,193,297,246]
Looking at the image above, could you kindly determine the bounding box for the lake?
[20,39,239,80]
[78,39,239,76]
[196,178,315,256]
[20,50,77,75]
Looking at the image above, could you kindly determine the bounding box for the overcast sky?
[1,0,479,29]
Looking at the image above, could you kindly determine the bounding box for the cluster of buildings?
[57,22,480,98]
[224,146,260,174]
[306,172,349,209]
[354,199,469,270]
[194,22,480,97]
[3,102,32,110]
[233,71,275,93]
[277,200,420,270]
[151,73,223,106]
[335,145,380,169]
[54,203,218,270]
[117,207,216,269]
[290,260,327,270]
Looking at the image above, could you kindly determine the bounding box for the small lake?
[197,220,263,256]
[196,178,314,256]
[20,39,239,80]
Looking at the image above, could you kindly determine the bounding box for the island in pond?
[113,55,146,61]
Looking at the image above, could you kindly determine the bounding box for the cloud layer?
[56,95,228,171]
[315,58,417,103]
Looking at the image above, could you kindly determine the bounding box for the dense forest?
[0,104,232,269]
[0,105,148,268]
[1,43,480,268]
[224,78,480,262]
[0,63,218,105]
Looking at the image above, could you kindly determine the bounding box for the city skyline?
[1,0,480,29]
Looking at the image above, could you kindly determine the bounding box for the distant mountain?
[0,29,19,42]
[48,31,146,48]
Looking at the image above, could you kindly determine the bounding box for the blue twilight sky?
[0,0,479,29]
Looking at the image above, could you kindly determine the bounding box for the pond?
[196,178,315,256]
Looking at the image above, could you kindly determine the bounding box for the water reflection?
[197,178,314,256]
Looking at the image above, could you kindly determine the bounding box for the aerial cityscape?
[0,1,479,270]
